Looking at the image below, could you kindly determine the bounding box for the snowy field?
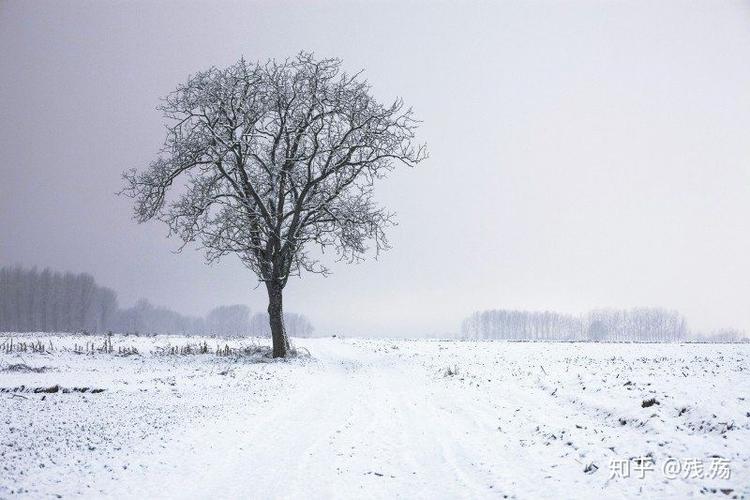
[1,334,748,499]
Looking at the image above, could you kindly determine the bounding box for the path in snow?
[113,340,517,498]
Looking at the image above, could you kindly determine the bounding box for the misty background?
[1,1,749,338]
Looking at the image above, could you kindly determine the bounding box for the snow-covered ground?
[1,334,748,499]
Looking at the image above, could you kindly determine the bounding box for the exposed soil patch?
[1,363,51,373]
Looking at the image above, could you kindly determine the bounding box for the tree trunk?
[266,282,290,358]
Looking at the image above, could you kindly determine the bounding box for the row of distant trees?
[0,266,314,337]
[0,266,117,333]
[461,307,744,342]
[116,300,313,337]
[461,310,582,341]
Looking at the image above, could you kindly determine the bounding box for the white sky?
[1,0,749,336]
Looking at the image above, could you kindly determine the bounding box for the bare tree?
[121,53,427,357]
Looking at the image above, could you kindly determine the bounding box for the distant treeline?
[461,308,745,342]
[0,266,314,337]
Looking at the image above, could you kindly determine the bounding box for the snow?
[1,334,748,498]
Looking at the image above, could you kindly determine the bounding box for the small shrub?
[443,365,459,377]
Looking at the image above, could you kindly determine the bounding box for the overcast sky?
[1,0,749,337]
